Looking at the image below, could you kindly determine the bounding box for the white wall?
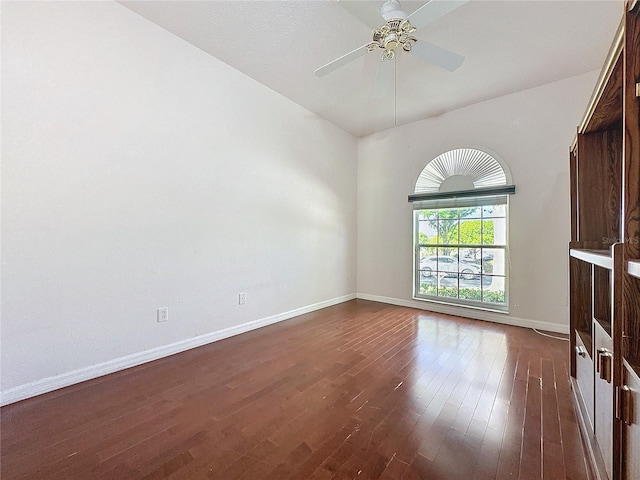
[1,1,357,400]
[356,71,599,331]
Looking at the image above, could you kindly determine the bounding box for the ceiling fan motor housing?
[381,0,407,21]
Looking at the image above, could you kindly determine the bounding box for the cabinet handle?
[617,385,634,425]
[616,385,623,420]
[599,351,612,383]
[575,345,587,357]
[595,347,607,373]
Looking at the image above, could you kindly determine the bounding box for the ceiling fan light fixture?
[372,16,416,57]
[384,32,399,50]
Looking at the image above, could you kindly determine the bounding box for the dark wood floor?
[1,300,589,480]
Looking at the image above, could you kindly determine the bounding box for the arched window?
[409,148,515,312]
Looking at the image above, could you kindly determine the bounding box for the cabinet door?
[576,333,595,429]
[594,322,614,479]
[621,364,640,480]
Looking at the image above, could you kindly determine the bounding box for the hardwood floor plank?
[494,346,530,479]
[541,357,566,480]
[519,375,543,480]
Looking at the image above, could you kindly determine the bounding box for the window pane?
[459,219,483,245]
[438,220,458,244]
[483,276,506,304]
[438,247,458,274]
[482,248,506,275]
[419,209,438,221]
[482,204,506,218]
[419,280,437,296]
[419,246,437,259]
[459,258,481,280]
[480,219,492,245]
[438,208,458,220]
[460,247,481,262]
[482,218,506,245]
[459,277,481,300]
[438,280,458,298]
[419,247,437,279]
[418,219,437,245]
[463,207,482,219]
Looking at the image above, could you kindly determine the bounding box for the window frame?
[412,199,510,313]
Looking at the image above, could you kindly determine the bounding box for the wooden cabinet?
[569,2,640,479]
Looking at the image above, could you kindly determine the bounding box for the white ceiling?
[120,0,623,137]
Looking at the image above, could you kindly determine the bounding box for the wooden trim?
[570,148,578,241]
[623,3,640,261]
[623,1,640,383]
[612,243,625,480]
[578,19,625,134]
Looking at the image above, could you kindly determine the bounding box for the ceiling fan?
[315,0,468,78]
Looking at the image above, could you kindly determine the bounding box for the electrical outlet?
[239,293,246,305]
[157,307,169,323]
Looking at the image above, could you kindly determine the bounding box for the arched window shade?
[409,149,515,207]
[414,148,511,193]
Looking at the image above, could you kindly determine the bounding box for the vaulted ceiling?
[120,0,623,137]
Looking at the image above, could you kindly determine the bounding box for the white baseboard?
[356,293,569,334]
[0,294,356,406]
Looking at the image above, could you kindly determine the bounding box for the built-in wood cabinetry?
[569,2,640,479]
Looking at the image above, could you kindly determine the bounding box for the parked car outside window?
[420,255,481,280]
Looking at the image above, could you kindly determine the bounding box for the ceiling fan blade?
[338,0,383,29]
[406,0,469,31]
[410,39,464,71]
[372,57,395,100]
[315,43,372,77]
